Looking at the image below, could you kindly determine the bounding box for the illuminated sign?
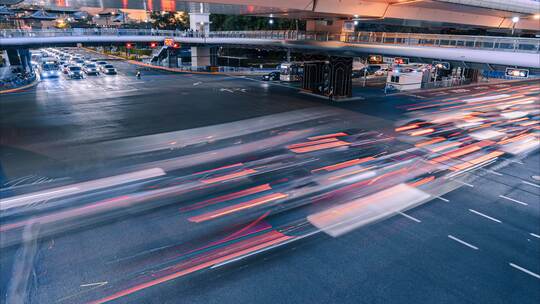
[393,57,409,65]
[368,55,383,64]
[164,38,175,47]
[505,68,529,78]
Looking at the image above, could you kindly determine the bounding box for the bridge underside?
[25,0,540,31]
[2,36,538,70]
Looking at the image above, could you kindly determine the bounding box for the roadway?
[0,50,539,304]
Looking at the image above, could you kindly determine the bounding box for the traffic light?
[150,42,158,48]
[393,57,409,65]
[173,42,181,48]
[126,43,133,49]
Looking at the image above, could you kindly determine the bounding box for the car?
[262,71,280,81]
[83,63,100,75]
[40,67,60,78]
[101,64,117,75]
[96,61,108,68]
[67,66,84,79]
[74,59,85,66]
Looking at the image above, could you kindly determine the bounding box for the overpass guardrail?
[1,29,539,53]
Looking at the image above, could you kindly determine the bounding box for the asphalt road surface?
[1,50,539,304]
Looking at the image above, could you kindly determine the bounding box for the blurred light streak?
[194,163,243,175]
[408,176,435,187]
[312,157,375,173]
[395,124,419,132]
[1,168,165,211]
[188,193,288,222]
[287,137,338,149]
[410,128,435,136]
[179,184,272,212]
[308,183,430,237]
[201,169,257,184]
[415,137,446,147]
[89,231,292,304]
[462,94,511,103]
[429,141,492,164]
[328,166,377,181]
[450,151,504,171]
[308,132,348,140]
[290,141,350,153]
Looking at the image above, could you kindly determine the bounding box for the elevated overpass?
[1,29,539,68]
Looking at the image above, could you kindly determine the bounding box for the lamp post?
[511,16,519,36]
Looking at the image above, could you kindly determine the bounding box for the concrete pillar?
[6,49,21,67]
[302,61,326,93]
[18,49,32,72]
[191,46,211,69]
[2,50,10,66]
[329,56,353,98]
[189,8,211,70]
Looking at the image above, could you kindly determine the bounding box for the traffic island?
[0,74,39,94]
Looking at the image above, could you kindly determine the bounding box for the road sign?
[505,68,529,78]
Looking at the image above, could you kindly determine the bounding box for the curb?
[0,77,39,94]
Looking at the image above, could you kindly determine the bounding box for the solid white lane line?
[530,233,540,239]
[522,181,540,188]
[469,209,502,223]
[398,211,421,223]
[436,196,449,202]
[448,235,479,250]
[499,195,528,206]
[509,263,540,279]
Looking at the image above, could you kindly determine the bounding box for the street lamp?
[511,16,519,35]
[269,19,274,25]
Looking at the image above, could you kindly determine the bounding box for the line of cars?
[36,48,117,80]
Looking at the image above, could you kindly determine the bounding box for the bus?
[279,62,303,82]
[39,57,60,78]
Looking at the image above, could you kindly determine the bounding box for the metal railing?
[2,29,539,53]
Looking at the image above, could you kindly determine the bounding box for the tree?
[210,14,305,31]
[150,11,189,30]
